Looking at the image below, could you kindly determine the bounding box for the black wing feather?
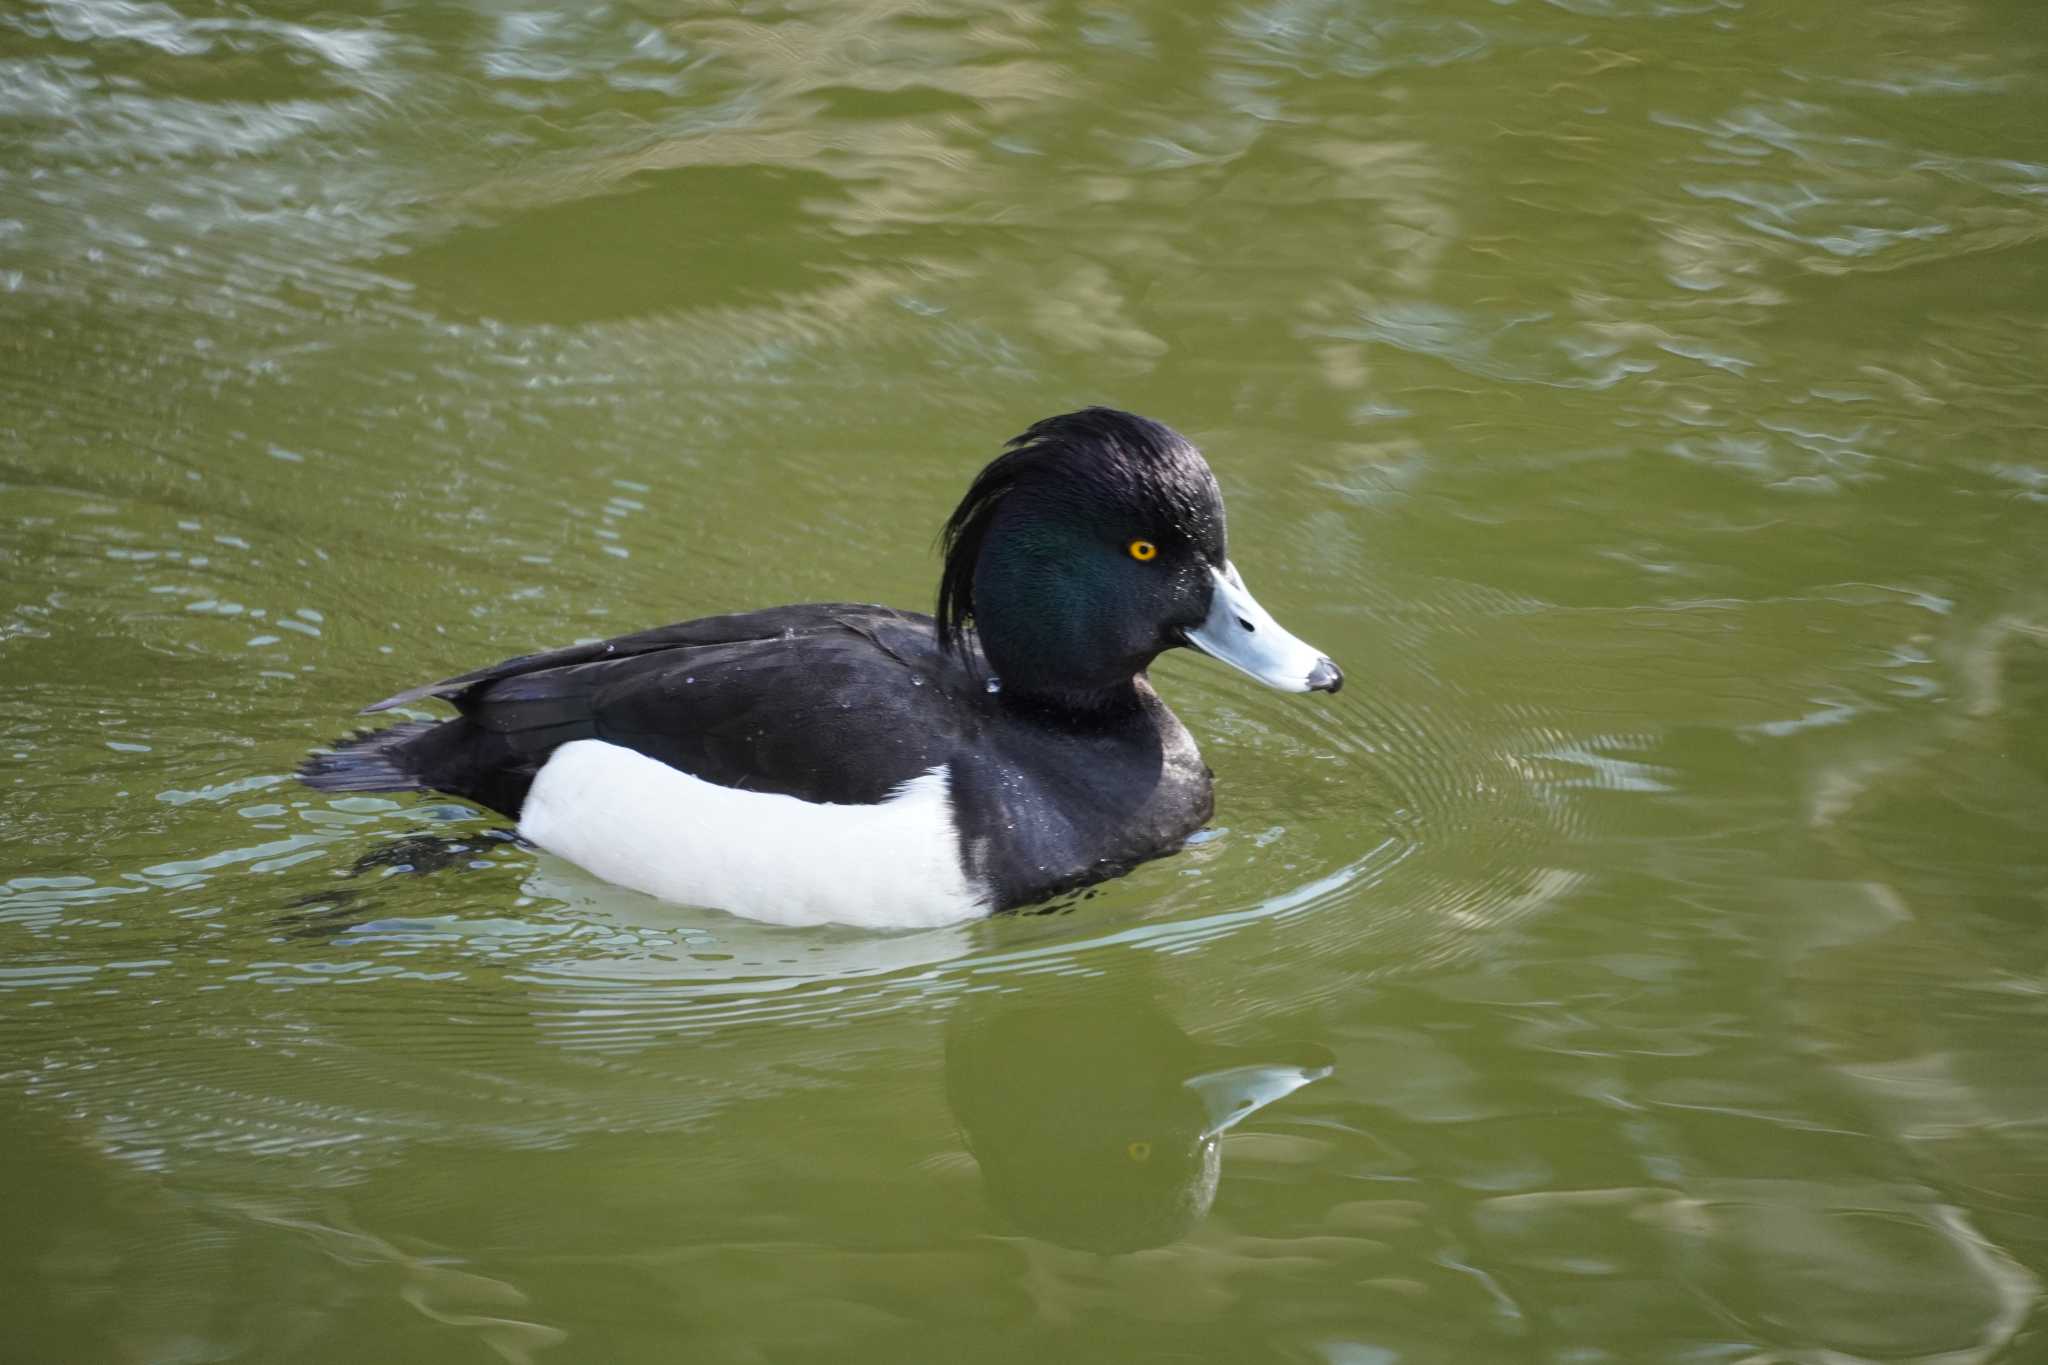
[359,604,893,714]
[322,604,994,815]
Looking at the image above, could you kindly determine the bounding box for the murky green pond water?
[6,0,2048,1359]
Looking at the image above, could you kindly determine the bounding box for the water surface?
[4,0,2047,1360]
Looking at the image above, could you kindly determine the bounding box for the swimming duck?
[301,408,1340,927]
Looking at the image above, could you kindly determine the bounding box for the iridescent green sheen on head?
[936,409,1228,703]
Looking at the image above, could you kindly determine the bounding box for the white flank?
[517,739,989,929]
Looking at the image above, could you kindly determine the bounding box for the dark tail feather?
[298,722,442,793]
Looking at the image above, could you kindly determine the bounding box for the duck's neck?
[974,617,1158,721]
[969,622,1161,727]
[1000,674,1152,725]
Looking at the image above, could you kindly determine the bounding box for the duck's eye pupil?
[1128,539,1158,562]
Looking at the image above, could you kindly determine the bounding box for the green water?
[5,0,2047,1359]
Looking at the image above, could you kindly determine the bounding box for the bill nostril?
[1236,616,1255,632]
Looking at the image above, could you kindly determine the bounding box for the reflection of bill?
[945,969,1333,1254]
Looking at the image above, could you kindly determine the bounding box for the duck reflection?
[944,962,1333,1254]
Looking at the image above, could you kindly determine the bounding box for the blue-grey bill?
[1184,563,1343,694]
[1185,1060,1336,1138]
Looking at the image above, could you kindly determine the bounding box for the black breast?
[947,685,1213,910]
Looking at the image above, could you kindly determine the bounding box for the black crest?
[936,408,1224,656]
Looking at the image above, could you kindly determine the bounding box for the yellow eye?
[1127,1141,1152,1164]
[1128,539,1158,562]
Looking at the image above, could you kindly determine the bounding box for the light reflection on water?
[4,0,2047,1358]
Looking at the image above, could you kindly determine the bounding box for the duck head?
[937,408,1342,705]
